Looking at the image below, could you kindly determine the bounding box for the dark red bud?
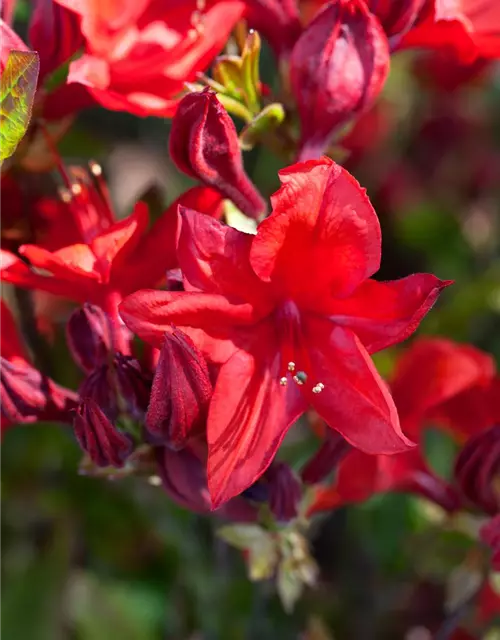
[301,431,352,484]
[266,462,302,521]
[155,445,257,521]
[399,470,463,514]
[29,0,85,81]
[454,424,500,516]
[66,304,111,373]
[244,0,303,58]
[480,515,500,571]
[366,0,425,41]
[79,365,118,422]
[290,0,390,160]
[114,353,152,421]
[145,328,212,448]
[73,399,134,467]
[1,357,77,424]
[169,90,267,219]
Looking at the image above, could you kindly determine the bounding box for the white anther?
[279,377,288,386]
[89,161,102,176]
[287,362,296,372]
[70,183,82,196]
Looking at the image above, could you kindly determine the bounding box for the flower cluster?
[1,0,499,630]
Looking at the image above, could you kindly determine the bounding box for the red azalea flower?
[400,0,500,62]
[120,157,449,508]
[0,167,221,309]
[308,338,497,514]
[54,0,245,117]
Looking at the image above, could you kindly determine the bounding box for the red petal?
[119,289,262,360]
[178,208,270,308]
[328,275,452,353]
[390,338,496,437]
[21,244,100,280]
[302,318,414,454]
[250,157,381,307]
[207,342,307,508]
[92,202,149,284]
[0,249,94,301]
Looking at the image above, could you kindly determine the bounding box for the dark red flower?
[155,443,258,521]
[120,157,449,508]
[454,424,500,515]
[266,461,302,521]
[289,0,390,160]
[145,328,212,449]
[73,398,134,467]
[170,90,267,219]
[66,303,111,373]
[1,300,77,431]
[54,0,245,117]
[244,0,303,57]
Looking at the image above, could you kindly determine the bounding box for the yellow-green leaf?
[0,50,40,161]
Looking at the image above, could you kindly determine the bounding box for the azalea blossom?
[0,166,222,310]
[120,157,449,507]
[54,0,245,117]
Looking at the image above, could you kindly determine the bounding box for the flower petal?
[178,207,270,307]
[390,338,496,436]
[0,249,95,301]
[302,319,414,454]
[207,342,307,508]
[250,157,381,307]
[328,275,452,353]
[119,289,263,361]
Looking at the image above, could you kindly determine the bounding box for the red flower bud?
[145,328,212,449]
[290,0,390,160]
[1,357,77,425]
[169,90,267,218]
[66,304,111,373]
[481,515,500,571]
[366,0,425,41]
[29,0,84,81]
[244,0,303,58]
[266,461,302,521]
[155,445,257,521]
[79,366,119,422]
[454,424,500,515]
[73,398,134,467]
[114,353,152,421]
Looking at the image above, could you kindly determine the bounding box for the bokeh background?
[2,5,500,637]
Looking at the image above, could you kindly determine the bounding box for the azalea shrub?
[1,0,500,638]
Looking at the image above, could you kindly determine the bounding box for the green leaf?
[0,50,39,161]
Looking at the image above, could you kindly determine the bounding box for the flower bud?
[29,0,84,81]
[366,0,425,41]
[169,89,267,219]
[155,445,258,521]
[114,353,152,421]
[145,328,212,449]
[79,365,118,422]
[266,462,302,521]
[244,0,303,58]
[290,0,390,161]
[73,398,134,467]
[454,424,500,515]
[1,357,77,424]
[66,304,111,373]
